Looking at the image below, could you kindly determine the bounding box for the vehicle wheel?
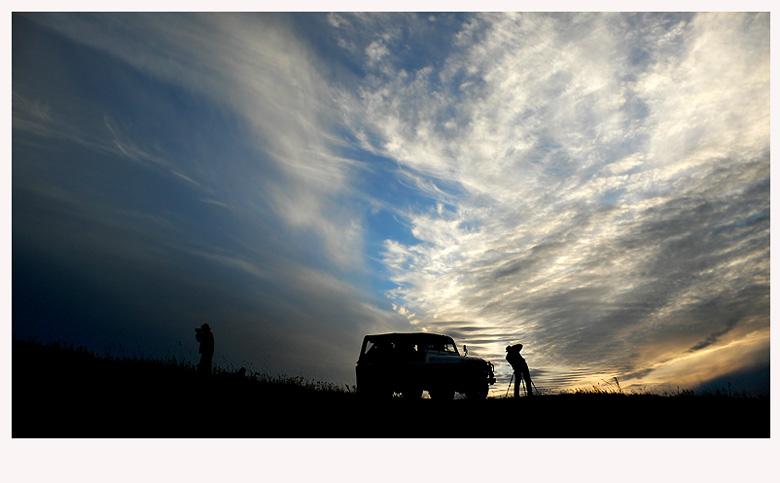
[359,385,392,400]
[402,387,423,400]
[465,385,489,400]
[429,387,455,400]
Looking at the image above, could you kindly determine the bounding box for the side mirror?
[463,345,468,356]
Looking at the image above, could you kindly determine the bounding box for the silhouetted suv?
[356,332,496,400]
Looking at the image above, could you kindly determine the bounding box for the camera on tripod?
[195,323,211,342]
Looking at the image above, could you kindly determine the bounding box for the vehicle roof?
[363,332,455,342]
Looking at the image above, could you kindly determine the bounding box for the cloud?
[339,13,769,391]
[13,13,410,384]
[12,13,769,394]
[20,13,364,268]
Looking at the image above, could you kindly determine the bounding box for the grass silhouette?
[12,340,769,438]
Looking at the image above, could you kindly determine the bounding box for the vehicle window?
[396,343,415,353]
[363,340,376,355]
[424,341,458,353]
[363,340,423,358]
[364,340,390,356]
[443,343,458,354]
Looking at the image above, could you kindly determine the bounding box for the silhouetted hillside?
[12,340,769,438]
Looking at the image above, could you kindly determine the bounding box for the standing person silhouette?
[506,344,533,397]
[195,324,214,376]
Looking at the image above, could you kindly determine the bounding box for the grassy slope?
[12,340,769,438]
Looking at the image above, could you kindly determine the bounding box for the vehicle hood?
[462,355,490,363]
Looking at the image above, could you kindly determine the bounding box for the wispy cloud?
[22,12,364,268]
[12,13,769,393]
[13,13,407,383]
[338,12,769,391]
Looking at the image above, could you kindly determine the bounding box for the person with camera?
[506,343,533,397]
[195,324,215,376]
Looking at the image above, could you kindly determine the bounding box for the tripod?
[506,372,540,397]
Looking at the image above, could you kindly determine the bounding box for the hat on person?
[201,323,211,330]
[506,344,522,352]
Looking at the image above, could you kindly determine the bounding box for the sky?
[11,11,770,397]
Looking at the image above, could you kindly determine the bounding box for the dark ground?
[12,340,770,438]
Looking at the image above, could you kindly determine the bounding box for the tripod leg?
[531,379,540,396]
